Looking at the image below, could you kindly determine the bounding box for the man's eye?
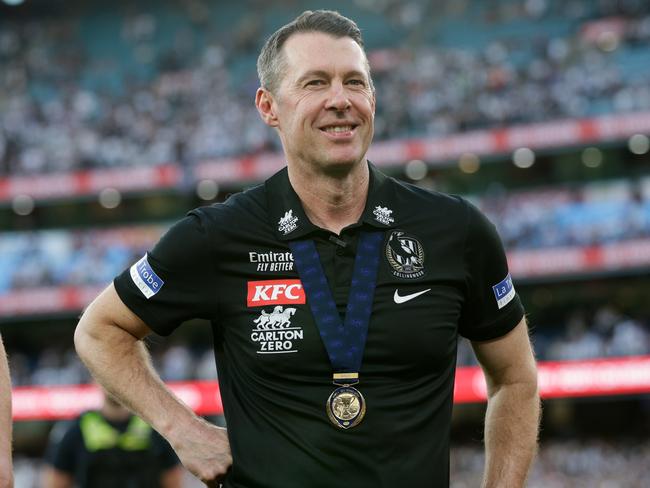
[306,80,325,86]
[348,79,366,86]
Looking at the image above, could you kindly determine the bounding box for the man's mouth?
[323,125,353,133]
[320,124,358,136]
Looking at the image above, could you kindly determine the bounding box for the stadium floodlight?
[2,0,25,6]
[196,179,219,200]
[513,147,535,168]
[99,188,122,209]
[12,194,34,216]
[628,134,650,155]
[581,147,603,168]
[405,159,427,181]
[597,31,619,52]
[458,153,480,174]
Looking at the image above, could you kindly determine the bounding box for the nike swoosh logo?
[393,288,431,304]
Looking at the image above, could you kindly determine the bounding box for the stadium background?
[1,0,649,486]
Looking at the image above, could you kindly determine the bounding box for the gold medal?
[326,385,366,429]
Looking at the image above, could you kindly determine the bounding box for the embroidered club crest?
[278,210,298,235]
[385,230,425,279]
[373,206,394,225]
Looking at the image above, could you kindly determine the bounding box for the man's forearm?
[74,287,231,484]
[74,318,197,441]
[482,380,540,487]
[0,336,13,488]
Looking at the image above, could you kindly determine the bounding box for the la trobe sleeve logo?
[492,273,515,309]
[130,254,164,299]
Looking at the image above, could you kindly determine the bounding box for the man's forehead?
[282,31,368,74]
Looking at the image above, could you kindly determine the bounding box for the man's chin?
[317,146,368,169]
[319,156,365,176]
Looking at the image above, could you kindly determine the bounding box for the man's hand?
[0,471,13,488]
[168,418,232,486]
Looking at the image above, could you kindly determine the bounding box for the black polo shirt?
[114,163,524,488]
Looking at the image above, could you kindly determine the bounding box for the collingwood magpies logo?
[385,230,425,279]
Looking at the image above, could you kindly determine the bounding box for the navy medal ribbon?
[289,231,383,429]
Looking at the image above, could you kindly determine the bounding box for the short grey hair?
[257,10,374,94]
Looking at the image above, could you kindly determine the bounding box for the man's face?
[259,31,375,174]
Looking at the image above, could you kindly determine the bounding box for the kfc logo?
[247,279,306,307]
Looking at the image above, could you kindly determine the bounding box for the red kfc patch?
[247,279,306,307]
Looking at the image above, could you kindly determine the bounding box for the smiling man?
[75,10,540,488]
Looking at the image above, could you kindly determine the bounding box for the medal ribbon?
[289,232,383,377]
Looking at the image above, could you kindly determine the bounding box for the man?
[0,336,13,488]
[42,388,183,488]
[75,10,539,487]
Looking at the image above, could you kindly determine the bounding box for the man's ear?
[255,88,279,127]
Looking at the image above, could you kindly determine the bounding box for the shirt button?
[336,247,345,256]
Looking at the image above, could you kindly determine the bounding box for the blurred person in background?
[0,335,13,488]
[74,10,539,488]
[41,388,182,488]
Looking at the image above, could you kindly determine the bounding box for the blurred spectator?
[42,388,182,488]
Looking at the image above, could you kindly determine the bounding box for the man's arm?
[41,421,75,488]
[40,467,74,488]
[74,284,231,485]
[161,465,185,488]
[0,335,13,488]
[471,318,540,488]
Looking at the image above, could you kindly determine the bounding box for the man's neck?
[288,161,370,236]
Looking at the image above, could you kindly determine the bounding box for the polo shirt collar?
[265,162,398,241]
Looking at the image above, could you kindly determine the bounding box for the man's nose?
[325,82,351,111]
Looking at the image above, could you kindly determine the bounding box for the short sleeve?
[44,421,79,474]
[113,209,216,336]
[458,200,525,341]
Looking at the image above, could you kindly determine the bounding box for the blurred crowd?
[451,439,650,487]
[372,1,650,140]
[544,306,650,360]
[457,303,650,366]
[0,225,160,293]
[1,177,648,295]
[8,338,218,388]
[5,303,648,387]
[479,176,650,249]
[11,438,650,487]
[1,0,650,175]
